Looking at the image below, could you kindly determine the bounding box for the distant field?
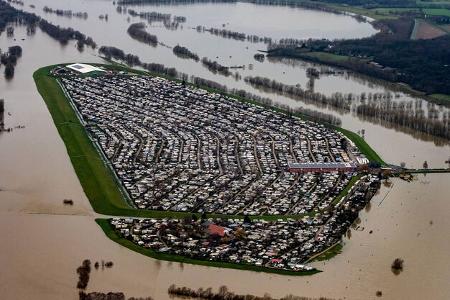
[431,93,450,103]
[374,7,420,13]
[423,8,450,16]
[417,0,450,5]
[304,52,352,63]
[411,19,447,39]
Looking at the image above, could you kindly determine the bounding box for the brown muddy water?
[0,1,449,299]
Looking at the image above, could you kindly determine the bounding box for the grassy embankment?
[307,242,343,262]
[430,93,450,103]
[96,219,320,276]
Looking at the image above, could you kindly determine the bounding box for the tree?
[243,214,252,224]
[4,63,14,79]
[191,213,198,222]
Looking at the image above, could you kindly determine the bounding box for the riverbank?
[96,219,321,276]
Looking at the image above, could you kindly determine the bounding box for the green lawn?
[424,8,450,16]
[331,175,363,206]
[430,93,450,104]
[334,127,385,165]
[96,219,321,276]
[309,243,343,262]
[304,52,352,63]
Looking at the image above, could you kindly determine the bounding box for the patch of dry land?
[411,19,447,40]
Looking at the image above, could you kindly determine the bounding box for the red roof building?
[208,224,226,237]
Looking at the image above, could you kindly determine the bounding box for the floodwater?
[0,1,449,299]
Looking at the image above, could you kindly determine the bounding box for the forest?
[0,0,39,33]
[168,285,336,300]
[173,45,200,61]
[0,0,96,49]
[127,23,158,47]
[268,17,450,99]
[197,26,273,44]
[201,57,231,76]
[244,75,449,140]
[0,45,22,79]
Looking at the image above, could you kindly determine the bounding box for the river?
[0,1,449,299]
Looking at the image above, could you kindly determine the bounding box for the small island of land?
[34,63,392,275]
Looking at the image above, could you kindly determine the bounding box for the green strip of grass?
[308,242,343,262]
[334,127,385,165]
[303,52,355,63]
[331,175,363,206]
[96,219,321,276]
[430,93,450,103]
[423,8,450,16]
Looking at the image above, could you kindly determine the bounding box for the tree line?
[168,285,336,300]
[0,1,96,49]
[244,75,352,112]
[0,0,39,34]
[75,258,153,300]
[196,25,273,44]
[0,45,22,79]
[43,6,88,19]
[117,0,235,4]
[173,45,199,61]
[98,45,342,126]
[244,75,449,140]
[268,17,450,98]
[201,57,231,76]
[39,19,97,48]
[127,23,158,47]
[355,102,449,140]
[127,9,171,22]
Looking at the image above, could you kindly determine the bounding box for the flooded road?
[1,1,449,299]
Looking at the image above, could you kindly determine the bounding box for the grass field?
[303,52,353,63]
[423,8,450,16]
[431,93,450,103]
[96,219,321,276]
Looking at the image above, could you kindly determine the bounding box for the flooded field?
[1,1,450,299]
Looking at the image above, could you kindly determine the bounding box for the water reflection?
[1,2,450,300]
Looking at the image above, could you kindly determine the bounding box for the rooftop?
[66,63,104,74]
